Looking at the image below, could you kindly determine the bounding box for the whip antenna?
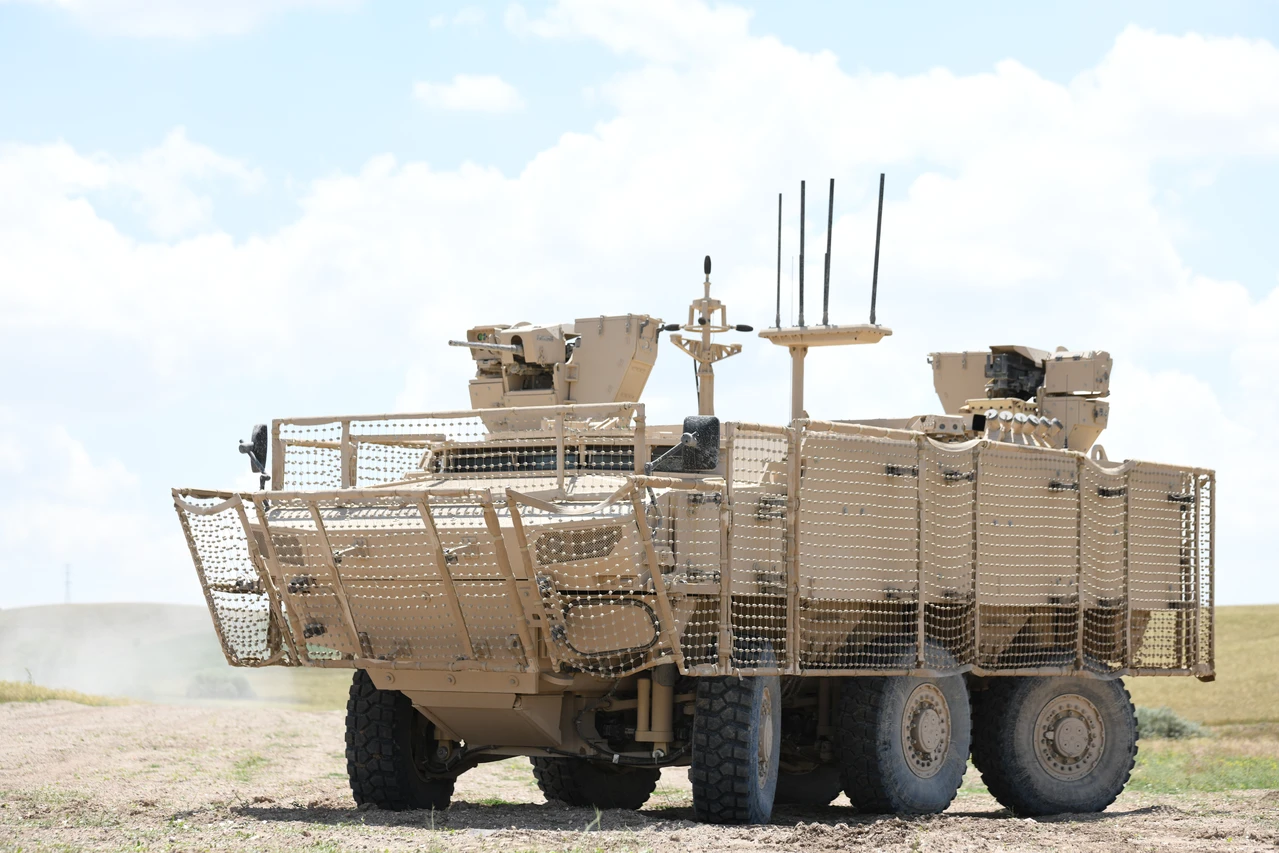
[775,193,782,328]
[823,177,834,326]
[798,180,806,327]
[870,172,885,325]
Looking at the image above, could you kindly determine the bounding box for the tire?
[774,764,843,806]
[345,669,455,811]
[836,654,972,815]
[529,757,660,809]
[971,676,1137,816]
[690,665,782,824]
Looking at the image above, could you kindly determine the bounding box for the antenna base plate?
[759,324,892,348]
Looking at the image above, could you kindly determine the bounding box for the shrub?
[1137,705,1208,739]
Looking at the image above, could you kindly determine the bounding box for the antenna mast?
[666,256,754,415]
[870,172,885,324]
[775,193,782,329]
[760,175,892,422]
[823,177,834,326]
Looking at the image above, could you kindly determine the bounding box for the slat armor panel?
[176,419,1214,681]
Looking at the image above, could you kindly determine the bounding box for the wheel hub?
[757,685,775,789]
[900,683,951,778]
[1034,693,1105,781]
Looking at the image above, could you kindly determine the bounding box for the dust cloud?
[0,603,346,706]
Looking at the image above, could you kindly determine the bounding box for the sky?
[1,0,1277,608]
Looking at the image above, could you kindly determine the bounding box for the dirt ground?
[2,702,1277,853]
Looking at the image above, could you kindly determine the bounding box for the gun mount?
[450,315,661,430]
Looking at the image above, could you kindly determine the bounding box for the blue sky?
[1,0,1277,607]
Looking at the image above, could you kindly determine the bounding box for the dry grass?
[0,680,129,706]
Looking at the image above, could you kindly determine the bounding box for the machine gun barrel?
[448,339,523,355]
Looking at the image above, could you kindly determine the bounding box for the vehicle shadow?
[227,798,1154,831]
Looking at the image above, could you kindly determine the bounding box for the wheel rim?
[1034,693,1105,781]
[757,684,775,789]
[899,682,951,779]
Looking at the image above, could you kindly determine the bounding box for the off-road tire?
[345,669,455,811]
[529,757,660,809]
[774,764,843,806]
[690,671,781,824]
[971,676,1137,816]
[836,666,972,814]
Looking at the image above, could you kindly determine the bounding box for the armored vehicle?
[173,178,1213,822]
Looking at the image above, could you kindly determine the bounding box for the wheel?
[774,764,843,806]
[345,669,455,810]
[529,757,660,809]
[690,665,781,824]
[836,653,972,814]
[971,676,1137,816]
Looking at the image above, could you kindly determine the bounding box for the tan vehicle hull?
[174,403,1213,756]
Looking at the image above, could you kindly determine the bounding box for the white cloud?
[412,74,526,113]
[0,414,191,607]
[2,0,358,38]
[3,2,1278,603]
[0,127,261,241]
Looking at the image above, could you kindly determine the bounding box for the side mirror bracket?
[644,416,720,475]
[238,424,271,490]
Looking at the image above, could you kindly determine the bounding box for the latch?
[442,541,478,565]
[287,576,316,595]
[331,538,369,564]
[756,495,786,520]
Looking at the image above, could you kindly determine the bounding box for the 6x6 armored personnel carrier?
[173,179,1213,822]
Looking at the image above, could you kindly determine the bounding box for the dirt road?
[2,701,1276,852]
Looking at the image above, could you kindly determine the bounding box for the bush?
[1137,705,1208,739]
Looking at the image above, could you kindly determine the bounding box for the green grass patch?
[1130,731,1279,792]
[230,753,270,782]
[0,680,129,706]
[473,795,516,806]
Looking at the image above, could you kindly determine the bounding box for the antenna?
[822,177,834,326]
[798,180,806,327]
[870,172,885,325]
[760,174,893,422]
[775,193,782,329]
[666,255,752,415]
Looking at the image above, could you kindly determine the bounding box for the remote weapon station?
[175,177,1214,822]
